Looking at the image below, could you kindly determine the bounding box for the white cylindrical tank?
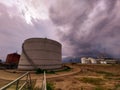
[18,38,62,70]
[88,58,97,64]
[81,57,87,64]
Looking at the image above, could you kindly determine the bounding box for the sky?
[0,0,120,60]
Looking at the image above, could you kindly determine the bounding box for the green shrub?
[48,71,55,74]
[114,84,120,90]
[47,82,55,90]
[63,66,71,71]
[95,86,104,90]
[35,68,44,74]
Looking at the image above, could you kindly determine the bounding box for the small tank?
[6,52,20,68]
[81,57,87,64]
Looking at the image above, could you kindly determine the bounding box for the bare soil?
[0,64,120,90]
[47,64,120,90]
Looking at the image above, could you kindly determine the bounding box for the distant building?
[100,60,117,64]
[97,57,117,64]
[81,57,97,64]
[106,60,117,64]
[81,57,89,64]
[99,60,107,64]
[81,57,118,64]
[88,58,97,64]
[6,52,20,69]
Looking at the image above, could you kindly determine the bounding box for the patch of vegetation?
[47,71,55,74]
[87,69,119,77]
[95,86,104,90]
[113,84,120,90]
[35,66,71,74]
[35,68,44,74]
[115,78,120,80]
[35,68,55,74]
[47,82,55,90]
[96,71,114,76]
[95,71,120,80]
[79,77,104,85]
[46,66,71,74]
[63,66,71,71]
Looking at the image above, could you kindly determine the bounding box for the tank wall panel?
[18,38,62,70]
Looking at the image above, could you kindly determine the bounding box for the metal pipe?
[0,72,29,90]
[44,71,47,90]
[18,82,27,90]
[16,80,19,90]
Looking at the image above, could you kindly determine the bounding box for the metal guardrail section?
[0,72,32,90]
[41,71,47,90]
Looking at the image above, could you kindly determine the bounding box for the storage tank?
[88,58,97,64]
[81,57,87,64]
[18,38,62,70]
[6,52,20,69]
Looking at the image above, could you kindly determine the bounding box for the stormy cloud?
[0,2,57,60]
[0,0,120,60]
[49,0,120,57]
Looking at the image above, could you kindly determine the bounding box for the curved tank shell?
[18,38,62,70]
[88,58,97,64]
[81,57,87,64]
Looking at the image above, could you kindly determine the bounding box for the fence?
[0,72,32,90]
[41,71,47,90]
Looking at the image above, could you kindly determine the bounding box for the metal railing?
[0,72,32,90]
[41,71,47,90]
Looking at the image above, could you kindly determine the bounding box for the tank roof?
[24,38,61,47]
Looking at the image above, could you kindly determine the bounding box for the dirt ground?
[47,64,120,90]
[0,64,120,90]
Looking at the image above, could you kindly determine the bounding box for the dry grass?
[47,64,120,90]
[1,64,120,90]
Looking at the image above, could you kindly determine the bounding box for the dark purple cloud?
[49,0,120,58]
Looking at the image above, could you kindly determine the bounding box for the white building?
[81,57,97,64]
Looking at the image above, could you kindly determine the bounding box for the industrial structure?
[5,52,20,69]
[99,58,117,64]
[81,57,118,64]
[6,53,20,64]
[18,38,62,70]
[81,57,97,64]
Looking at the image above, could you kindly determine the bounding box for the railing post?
[16,80,19,90]
[26,73,29,89]
[26,72,32,90]
[29,73,32,89]
[42,71,47,90]
[0,72,31,90]
[44,71,47,90]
